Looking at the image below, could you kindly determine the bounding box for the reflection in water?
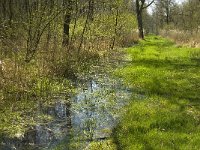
[1,75,131,150]
[72,76,131,143]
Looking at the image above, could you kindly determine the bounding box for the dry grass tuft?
[160,30,200,48]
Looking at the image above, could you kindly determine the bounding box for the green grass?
[113,36,200,150]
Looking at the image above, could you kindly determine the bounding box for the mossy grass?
[113,35,200,150]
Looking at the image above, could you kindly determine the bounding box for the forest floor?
[88,36,200,150]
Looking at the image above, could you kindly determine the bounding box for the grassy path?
[112,36,200,150]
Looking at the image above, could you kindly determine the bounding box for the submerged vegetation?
[113,36,200,149]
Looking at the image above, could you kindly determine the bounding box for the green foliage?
[87,140,117,150]
[89,12,137,38]
[113,36,200,149]
[72,11,137,49]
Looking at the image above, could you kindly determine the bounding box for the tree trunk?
[136,0,144,39]
[88,0,94,21]
[63,0,72,46]
[8,0,13,26]
[110,8,119,50]
[166,7,169,24]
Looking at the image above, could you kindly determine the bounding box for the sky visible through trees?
[147,0,186,14]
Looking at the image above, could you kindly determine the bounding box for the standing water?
[0,60,132,150]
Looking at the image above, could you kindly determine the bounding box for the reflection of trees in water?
[0,75,131,149]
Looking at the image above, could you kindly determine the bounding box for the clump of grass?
[113,35,200,149]
[87,140,117,150]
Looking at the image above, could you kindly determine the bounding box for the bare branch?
[142,0,155,9]
[139,0,146,12]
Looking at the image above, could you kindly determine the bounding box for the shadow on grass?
[131,59,200,69]
[112,36,200,150]
[127,56,200,101]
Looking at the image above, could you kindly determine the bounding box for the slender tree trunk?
[88,0,94,21]
[63,14,71,46]
[8,0,13,26]
[136,0,144,39]
[63,0,72,46]
[78,0,92,54]
[110,8,119,50]
[71,0,78,42]
[166,7,169,24]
